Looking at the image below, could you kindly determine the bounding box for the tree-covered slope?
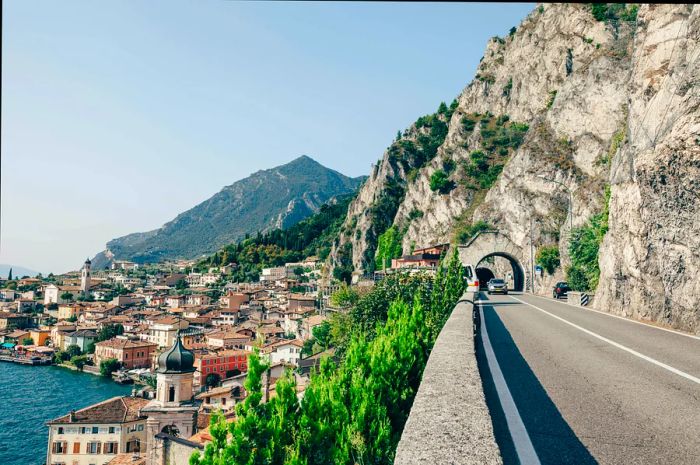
[198,194,354,282]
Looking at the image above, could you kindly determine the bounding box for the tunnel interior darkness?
[476,253,524,291]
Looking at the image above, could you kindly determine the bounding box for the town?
[0,245,444,465]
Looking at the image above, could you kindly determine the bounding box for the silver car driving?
[487,278,508,295]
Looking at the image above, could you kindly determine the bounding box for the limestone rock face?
[597,5,700,333]
[330,4,699,333]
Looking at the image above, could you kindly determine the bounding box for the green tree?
[98,324,124,342]
[60,292,74,302]
[21,337,35,346]
[7,268,12,280]
[536,246,561,275]
[86,342,96,354]
[54,350,70,364]
[70,355,90,371]
[429,170,454,193]
[375,226,404,270]
[99,358,121,377]
[205,373,221,388]
[66,344,82,358]
[330,284,360,308]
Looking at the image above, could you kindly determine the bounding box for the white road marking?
[510,296,700,386]
[479,306,541,465]
[528,293,700,341]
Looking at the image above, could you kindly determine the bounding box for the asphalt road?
[476,292,700,465]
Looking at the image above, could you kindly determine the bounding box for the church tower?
[143,333,199,464]
[80,258,92,296]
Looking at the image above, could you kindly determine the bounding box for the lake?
[0,362,132,465]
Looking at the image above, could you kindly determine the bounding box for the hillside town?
[0,256,349,465]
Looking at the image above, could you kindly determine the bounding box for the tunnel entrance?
[476,268,496,290]
[476,252,524,292]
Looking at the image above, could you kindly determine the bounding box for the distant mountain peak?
[91,156,362,267]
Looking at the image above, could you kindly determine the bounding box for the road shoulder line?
[526,293,700,341]
[510,296,700,386]
[479,305,541,465]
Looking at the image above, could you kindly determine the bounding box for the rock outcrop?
[330,4,699,333]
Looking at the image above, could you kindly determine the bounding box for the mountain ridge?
[92,156,364,268]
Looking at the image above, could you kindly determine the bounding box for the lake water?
[0,362,132,465]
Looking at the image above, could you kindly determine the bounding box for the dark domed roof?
[157,334,195,373]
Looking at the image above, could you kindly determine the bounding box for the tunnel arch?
[476,252,525,291]
[457,230,529,292]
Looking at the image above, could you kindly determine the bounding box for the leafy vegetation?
[590,3,638,24]
[536,246,561,275]
[459,113,529,191]
[455,220,493,244]
[375,226,404,270]
[429,170,455,194]
[567,185,611,291]
[502,77,513,98]
[191,251,465,465]
[99,358,121,377]
[546,90,557,109]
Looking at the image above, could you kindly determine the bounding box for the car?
[464,264,479,292]
[487,278,508,295]
[552,281,570,299]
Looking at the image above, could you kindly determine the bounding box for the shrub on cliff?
[536,246,561,275]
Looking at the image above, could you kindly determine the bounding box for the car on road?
[552,281,571,299]
[487,278,508,295]
[464,264,479,292]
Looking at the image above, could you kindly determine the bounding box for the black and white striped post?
[580,293,590,306]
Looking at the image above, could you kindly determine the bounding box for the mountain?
[92,156,364,267]
[0,264,40,278]
[329,4,699,333]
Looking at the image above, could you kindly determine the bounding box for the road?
[475,292,700,465]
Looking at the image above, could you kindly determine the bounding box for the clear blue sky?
[1,1,534,274]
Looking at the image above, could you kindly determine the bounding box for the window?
[86,442,100,454]
[91,426,98,434]
[57,427,64,435]
[52,441,67,454]
[80,427,87,434]
[72,442,80,454]
[137,424,144,431]
[124,353,128,359]
[126,439,140,453]
[108,427,115,434]
[104,442,118,454]
[168,386,176,402]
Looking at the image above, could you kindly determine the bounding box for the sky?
[1,1,534,275]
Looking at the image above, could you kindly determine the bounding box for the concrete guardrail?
[394,292,502,465]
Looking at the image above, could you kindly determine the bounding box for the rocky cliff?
[330,4,699,333]
[93,156,363,268]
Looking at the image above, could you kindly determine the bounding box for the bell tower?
[142,333,198,464]
[80,258,92,296]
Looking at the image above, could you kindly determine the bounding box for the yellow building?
[46,396,149,465]
[58,305,80,321]
[30,329,51,346]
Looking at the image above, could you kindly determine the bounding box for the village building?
[147,317,189,348]
[193,349,249,386]
[46,396,150,465]
[94,338,158,370]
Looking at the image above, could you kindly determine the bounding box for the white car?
[464,264,479,292]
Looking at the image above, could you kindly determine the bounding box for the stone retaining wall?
[394,292,502,465]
